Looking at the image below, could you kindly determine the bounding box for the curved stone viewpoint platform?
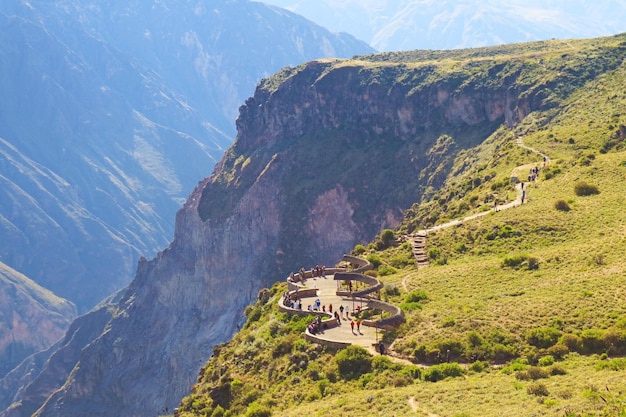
[278,255,404,353]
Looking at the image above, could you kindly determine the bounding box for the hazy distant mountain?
[0,0,372,313]
[261,0,626,51]
[0,262,76,379]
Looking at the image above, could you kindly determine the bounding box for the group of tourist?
[287,265,327,283]
[307,316,323,335]
[282,291,302,310]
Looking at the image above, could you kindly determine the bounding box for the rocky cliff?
[8,35,626,417]
[0,263,76,379]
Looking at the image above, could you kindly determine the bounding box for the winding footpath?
[403,137,549,290]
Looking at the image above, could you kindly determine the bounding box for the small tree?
[380,229,396,247]
[335,345,372,380]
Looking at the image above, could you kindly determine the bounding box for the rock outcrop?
[12,35,626,417]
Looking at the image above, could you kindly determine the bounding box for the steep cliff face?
[19,35,626,417]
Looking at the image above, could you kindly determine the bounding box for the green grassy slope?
[175,36,626,417]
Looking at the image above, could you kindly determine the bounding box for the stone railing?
[360,298,405,329]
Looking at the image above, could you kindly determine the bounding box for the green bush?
[366,254,382,268]
[211,405,225,417]
[574,181,600,196]
[399,365,422,380]
[335,345,372,380]
[546,343,569,360]
[423,363,465,382]
[380,229,396,247]
[377,265,398,276]
[400,302,423,312]
[492,343,518,362]
[405,290,429,303]
[554,199,570,211]
[353,244,367,255]
[389,253,413,269]
[560,334,583,352]
[371,355,396,373]
[428,247,441,260]
[245,402,271,417]
[526,327,561,349]
[468,360,490,373]
[382,284,400,297]
[516,366,549,380]
[538,355,555,367]
[595,358,626,371]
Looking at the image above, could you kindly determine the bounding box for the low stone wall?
[288,288,318,298]
[361,299,405,329]
[305,331,351,350]
[341,255,373,273]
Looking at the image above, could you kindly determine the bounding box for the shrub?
[516,366,549,380]
[353,244,367,255]
[400,301,423,312]
[492,343,518,362]
[580,329,605,354]
[560,334,583,352]
[405,290,429,303]
[335,345,372,380]
[371,355,396,373]
[468,360,490,373]
[377,265,398,276]
[423,363,465,382]
[574,181,600,196]
[245,402,271,417]
[317,379,330,397]
[501,253,528,268]
[454,242,468,253]
[382,284,400,297]
[211,405,225,417]
[389,253,413,269]
[538,355,555,367]
[526,327,561,349]
[366,254,382,268]
[546,343,569,360]
[595,358,626,371]
[554,199,570,212]
[550,364,567,375]
[527,382,550,397]
[603,330,626,355]
[399,365,422,380]
[380,229,396,247]
[428,247,441,260]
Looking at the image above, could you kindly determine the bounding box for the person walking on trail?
[339,305,344,317]
[356,320,361,332]
[521,189,526,204]
[350,320,355,333]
